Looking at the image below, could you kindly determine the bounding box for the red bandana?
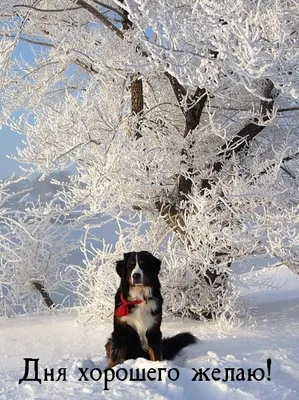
[115,293,143,317]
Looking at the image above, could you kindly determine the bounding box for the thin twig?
[13,4,81,13]
[0,32,54,48]
[277,106,299,113]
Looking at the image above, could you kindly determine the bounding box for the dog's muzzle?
[132,272,143,285]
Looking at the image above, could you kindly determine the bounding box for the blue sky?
[0,125,24,179]
[0,39,44,179]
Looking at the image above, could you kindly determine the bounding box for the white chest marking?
[121,288,158,350]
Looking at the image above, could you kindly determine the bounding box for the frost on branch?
[133,0,299,97]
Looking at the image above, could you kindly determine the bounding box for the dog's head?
[116,251,161,290]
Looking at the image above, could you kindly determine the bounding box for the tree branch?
[201,80,275,193]
[90,0,124,17]
[76,0,124,38]
[282,151,299,164]
[277,106,299,113]
[280,165,296,179]
[0,32,55,48]
[184,87,207,137]
[117,0,143,139]
[164,72,207,134]
[165,72,208,200]
[31,280,55,309]
[13,4,82,13]
[217,80,275,164]
[130,73,144,139]
[13,2,124,39]
[258,151,299,179]
[164,72,187,114]
[74,57,99,74]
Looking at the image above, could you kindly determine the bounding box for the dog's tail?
[162,332,197,360]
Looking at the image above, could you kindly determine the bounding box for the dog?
[106,251,197,368]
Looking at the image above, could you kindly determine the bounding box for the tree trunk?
[31,281,55,309]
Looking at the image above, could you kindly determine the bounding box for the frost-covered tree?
[0,201,79,316]
[1,1,299,319]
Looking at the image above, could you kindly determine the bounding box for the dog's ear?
[143,251,161,275]
[116,259,124,277]
[116,252,132,277]
[152,254,161,275]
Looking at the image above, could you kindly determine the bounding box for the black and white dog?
[106,251,197,368]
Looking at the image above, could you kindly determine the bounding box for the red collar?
[115,293,143,317]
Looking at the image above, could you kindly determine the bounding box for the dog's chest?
[121,299,158,349]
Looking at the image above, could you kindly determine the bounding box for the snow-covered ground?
[1,266,299,400]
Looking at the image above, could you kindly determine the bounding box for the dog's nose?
[132,273,141,281]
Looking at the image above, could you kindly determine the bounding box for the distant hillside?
[2,171,72,210]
